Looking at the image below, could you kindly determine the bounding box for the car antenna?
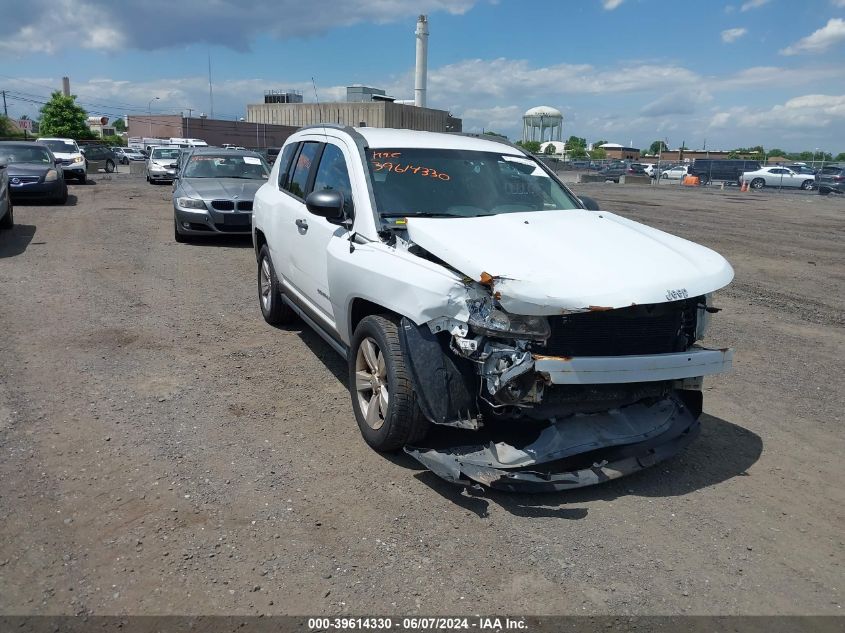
[311,77,329,143]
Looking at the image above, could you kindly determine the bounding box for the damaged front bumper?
[534,347,733,384]
[406,392,700,493]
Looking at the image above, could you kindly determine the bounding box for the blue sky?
[1,0,844,152]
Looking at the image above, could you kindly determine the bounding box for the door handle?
[295,218,308,232]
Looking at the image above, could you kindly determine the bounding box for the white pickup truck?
[252,126,734,492]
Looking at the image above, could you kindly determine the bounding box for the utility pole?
[1,90,7,117]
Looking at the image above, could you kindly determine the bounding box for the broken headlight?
[467,297,550,341]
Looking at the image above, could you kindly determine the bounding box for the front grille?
[542,299,698,357]
[211,199,234,211]
[236,200,253,211]
[10,176,40,184]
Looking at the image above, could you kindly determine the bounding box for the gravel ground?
[0,174,842,616]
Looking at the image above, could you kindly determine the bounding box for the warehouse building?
[127,115,297,149]
[246,86,462,133]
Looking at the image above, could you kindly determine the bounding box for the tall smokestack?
[414,15,428,108]
[62,76,70,96]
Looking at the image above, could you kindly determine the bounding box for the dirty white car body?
[252,126,734,492]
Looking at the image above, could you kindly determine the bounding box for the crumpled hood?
[180,178,264,200]
[405,209,734,314]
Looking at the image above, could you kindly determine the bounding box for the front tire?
[174,219,186,243]
[751,178,765,189]
[257,245,294,325]
[53,185,68,205]
[105,159,115,173]
[0,202,13,230]
[349,315,429,451]
[801,180,814,190]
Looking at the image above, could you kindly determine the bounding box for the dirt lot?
[0,174,842,617]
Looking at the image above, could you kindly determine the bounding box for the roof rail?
[448,132,527,154]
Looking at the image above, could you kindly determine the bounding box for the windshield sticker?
[372,162,450,181]
[243,156,262,165]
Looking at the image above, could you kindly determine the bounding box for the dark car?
[816,164,845,195]
[597,161,636,183]
[80,145,116,173]
[786,164,817,177]
[0,141,68,205]
[690,159,761,185]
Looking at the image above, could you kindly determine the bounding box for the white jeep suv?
[252,126,735,492]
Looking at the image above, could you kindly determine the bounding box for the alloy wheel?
[355,337,389,430]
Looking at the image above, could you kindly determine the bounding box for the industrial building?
[246,95,462,133]
[126,115,297,149]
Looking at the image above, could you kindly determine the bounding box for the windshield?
[182,154,270,179]
[367,148,578,217]
[0,145,52,164]
[151,148,180,160]
[39,139,78,153]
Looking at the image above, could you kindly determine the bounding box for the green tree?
[768,148,787,157]
[482,130,507,139]
[588,147,607,159]
[568,144,588,158]
[835,153,845,162]
[102,134,126,146]
[566,135,587,149]
[544,143,556,155]
[516,140,542,153]
[113,118,127,133]
[0,115,25,138]
[38,91,96,139]
[592,139,608,149]
[649,140,668,154]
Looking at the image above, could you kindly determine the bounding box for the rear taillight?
[833,175,845,181]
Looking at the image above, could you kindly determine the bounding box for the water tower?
[522,106,563,143]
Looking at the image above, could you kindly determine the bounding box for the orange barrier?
[740,180,749,192]
[682,175,700,186]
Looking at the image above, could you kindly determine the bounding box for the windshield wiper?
[381,212,460,218]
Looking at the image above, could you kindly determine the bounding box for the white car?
[145,146,181,183]
[252,126,735,491]
[35,137,86,183]
[660,165,690,180]
[741,167,815,190]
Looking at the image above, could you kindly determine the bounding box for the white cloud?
[832,0,845,7]
[0,0,477,54]
[781,18,845,55]
[721,27,748,43]
[710,94,845,131]
[602,0,625,9]
[640,89,712,117]
[741,0,770,11]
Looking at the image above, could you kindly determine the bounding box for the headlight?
[467,297,550,341]
[177,197,207,210]
[44,169,58,182]
[695,294,714,341]
[72,156,84,164]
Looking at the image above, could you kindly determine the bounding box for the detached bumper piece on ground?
[406,392,701,493]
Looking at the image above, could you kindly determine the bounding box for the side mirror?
[579,195,600,211]
[0,161,6,170]
[306,189,345,221]
[168,162,178,169]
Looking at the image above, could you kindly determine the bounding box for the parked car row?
[0,141,69,210]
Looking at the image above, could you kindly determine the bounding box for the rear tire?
[751,178,765,189]
[801,180,814,191]
[257,245,295,325]
[105,160,115,173]
[349,315,429,451]
[0,202,13,230]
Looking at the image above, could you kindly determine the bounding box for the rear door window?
[286,142,320,199]
[276,143,298,190]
